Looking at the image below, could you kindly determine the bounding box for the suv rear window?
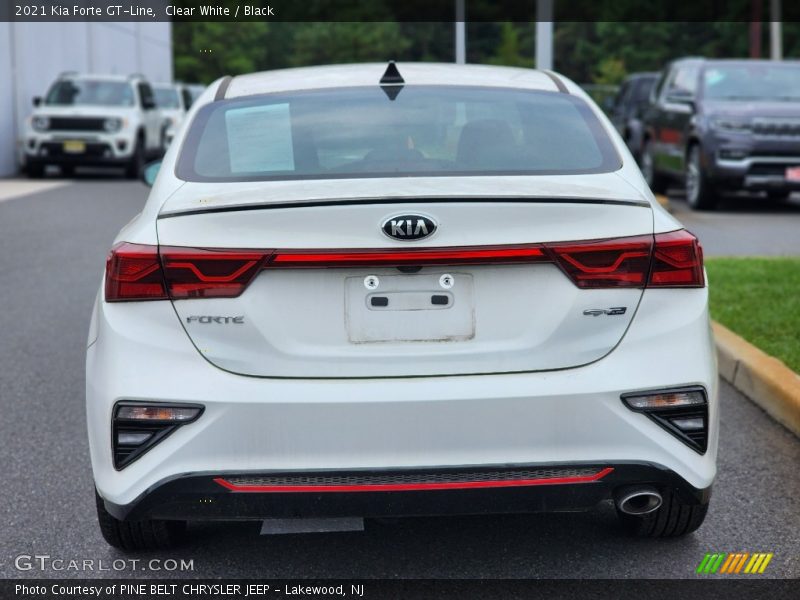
[176,86,621,182]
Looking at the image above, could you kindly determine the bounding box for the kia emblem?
[382,214,437,241]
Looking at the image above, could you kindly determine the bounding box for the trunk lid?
[156,175,653,378]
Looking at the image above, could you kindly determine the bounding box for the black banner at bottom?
[3,579,798,600]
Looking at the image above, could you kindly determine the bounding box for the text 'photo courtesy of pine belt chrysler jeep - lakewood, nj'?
[86,62,717,551]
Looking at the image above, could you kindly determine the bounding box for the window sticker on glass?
[225,103,294,173]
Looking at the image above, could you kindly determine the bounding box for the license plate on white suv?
[345,272,475,343]
[63,140,86,154]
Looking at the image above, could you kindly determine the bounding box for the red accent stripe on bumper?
[213,467,614,494]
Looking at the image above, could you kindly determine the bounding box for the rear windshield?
[176,86,620,182]
[45,80,135,107]
[703,63,800,101]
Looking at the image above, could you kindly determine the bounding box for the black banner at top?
[2,0,800,23]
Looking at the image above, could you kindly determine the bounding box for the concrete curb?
[654,194,672,212]
[713,321,800,437]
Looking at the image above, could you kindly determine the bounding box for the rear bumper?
[103,463,711,522]
[87,285,719,511]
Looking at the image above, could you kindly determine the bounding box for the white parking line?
[0,179,70,204]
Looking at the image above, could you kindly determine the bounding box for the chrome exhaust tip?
[615,486,663,515]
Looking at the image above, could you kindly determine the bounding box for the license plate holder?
[345,272,475,343]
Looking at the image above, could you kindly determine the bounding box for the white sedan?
[87,62,717,551]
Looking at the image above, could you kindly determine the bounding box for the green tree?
[593,57,627,85]
[289,22,411,67]
[173,22,271,83]
[487,23,534,67]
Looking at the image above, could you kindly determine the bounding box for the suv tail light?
[104,230,703,302]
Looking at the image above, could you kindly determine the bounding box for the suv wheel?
[767,191,791,202]
[685,145,718,210]
[617,489,709,537]
[160,125,170,154]
[641,140,667,193]
[126,137,145,180]
[26,161,44,179]
[95,491,185,551]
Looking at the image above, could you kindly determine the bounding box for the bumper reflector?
[214,466,614,493]
[623,390,706,410]
[116,431,153,445]
[671,417,705,431]
[112,402,203,470]
[622,387,708,453]
[116,405,201,421]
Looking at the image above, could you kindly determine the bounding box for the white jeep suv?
[153,82,204,151]
[25,73,165,178]
[87,63,717,551]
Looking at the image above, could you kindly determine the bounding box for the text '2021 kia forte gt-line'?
[87,63,717,551]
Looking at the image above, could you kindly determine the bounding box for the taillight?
[159,247,268,298]
[648,229,704,287]
[105,243,167,301]
[547,236,653,288]
[104,229,703,302]
[105,244,268,301]
[268,246,547,268]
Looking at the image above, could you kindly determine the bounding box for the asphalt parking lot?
[0,178,798,579]
[668,189,800,256]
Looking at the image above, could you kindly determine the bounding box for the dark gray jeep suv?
[642,58,800,210]
[609,72,659,164]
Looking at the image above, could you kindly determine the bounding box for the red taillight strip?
[114,261,161,281]
[557,249,651,274]
[163,259,260,282]
[106,230,704,301]
[212,467,613,493]
[268,246,546,268]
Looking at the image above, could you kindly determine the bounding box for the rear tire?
[617,489,709,537]
[95,491,185,552]
[641,140,668,194]
[26,161,44,179]
[767,191,791,202]
[685,145,718,210]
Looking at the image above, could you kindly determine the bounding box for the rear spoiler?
[158,196,650,220]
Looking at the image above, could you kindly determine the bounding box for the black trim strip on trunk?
[214,76,232,101]
[158,196,650,219]
[542,70,569,94]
